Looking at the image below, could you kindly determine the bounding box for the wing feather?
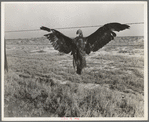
[84,23,130,54]
[40,26,74,54]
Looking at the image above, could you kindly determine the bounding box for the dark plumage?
[40,23,130,75]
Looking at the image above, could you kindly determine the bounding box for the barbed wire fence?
[4,22,144,72]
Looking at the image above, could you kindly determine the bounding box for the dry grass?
[4,36,144,117]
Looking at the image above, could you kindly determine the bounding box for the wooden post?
[4,38,8,72]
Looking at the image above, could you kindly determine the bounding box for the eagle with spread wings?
[40,23,130,75]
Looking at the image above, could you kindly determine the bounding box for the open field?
[4,36,144,117]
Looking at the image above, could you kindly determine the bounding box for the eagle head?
[76,29,83,37]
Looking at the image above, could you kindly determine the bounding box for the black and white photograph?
[1,1,148,121]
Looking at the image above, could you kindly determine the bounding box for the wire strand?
[5,22,144,33]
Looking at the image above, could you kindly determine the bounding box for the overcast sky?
[3,2,146,39]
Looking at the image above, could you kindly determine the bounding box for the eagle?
[40,23,130,75]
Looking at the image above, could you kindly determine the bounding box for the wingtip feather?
[122,24,130,29]
[40,26,51,32]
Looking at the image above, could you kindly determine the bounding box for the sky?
[3,2,146,39]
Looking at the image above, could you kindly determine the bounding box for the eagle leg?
[76,67,82,75]
[73,58,76,69]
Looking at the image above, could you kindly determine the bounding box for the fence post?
[4,38,8,72]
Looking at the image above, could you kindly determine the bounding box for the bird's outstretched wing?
[84,23,130,54]
[40,26,74,54]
